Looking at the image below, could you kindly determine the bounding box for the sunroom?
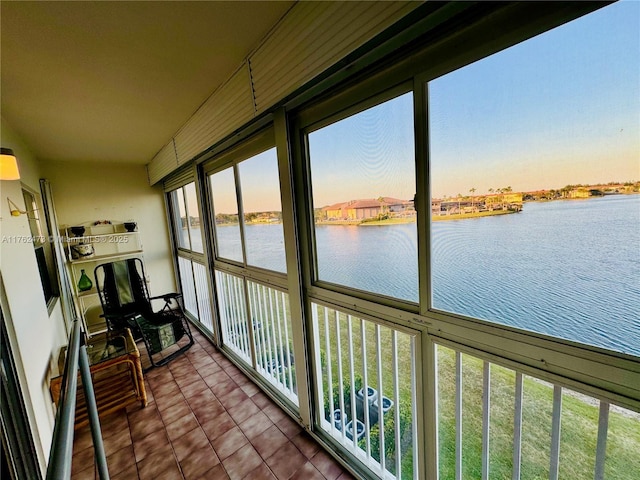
[1,2,638,479]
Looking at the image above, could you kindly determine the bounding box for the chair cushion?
[135,312,185,353]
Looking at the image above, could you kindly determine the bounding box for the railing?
[247,280,297,403]
[434,342,639,480]
[178,256,214,333]
[216,270,252,362]
[215,270,299,404]
[311,302,418,480]
[46,319,109,480]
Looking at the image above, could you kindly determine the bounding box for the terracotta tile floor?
[71,329,355,480]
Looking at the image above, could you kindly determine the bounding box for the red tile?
[165,411,199,442]
[276,415,302,439]
[221,443,263,479]
[192,400,225,425]
[250,425,289,460]
[219,387,249,410]
[241,462,276,480]
[240,382,260,396]
[179,444,220,479]
[229,372,250,386]
[195,464,229,479]
[201,411,236,441]
[136,444,181,480]
[251,391,273,410]
[291,432,320,460]
[132,429,170,462]
[151,380,181,398]
[228,397,261,424]
[180,378,210,398]
[186,388,217,409]
[210,379,238,398]
[106,444,136,476]
[211,426,248,460]
[129,407,165,442]
[264,441,307,479]
[193,356,219,372]
[310,450,344,480]
[102,426,132,457]
[167,357,192,374]
[173,370,202,389]
[261,403,287,424]
[71,443,96,476]
[158,398,191,425]
[154,388,185,411]
[238,410,273,440]
[72,426,94,455]
[290,461,325,480]
[202,370,232,388]
[71,465,95,480]
[110,464,139,480]
[171,427,210,462]
[99,410,130,439]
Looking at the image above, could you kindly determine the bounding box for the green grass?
[314,306,640,479]
[436,346,640,480]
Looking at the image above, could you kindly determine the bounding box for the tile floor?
[71,329,355,480]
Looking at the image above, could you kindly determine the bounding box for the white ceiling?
[1,1,294,165]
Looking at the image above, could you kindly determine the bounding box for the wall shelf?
[62,221,144,336]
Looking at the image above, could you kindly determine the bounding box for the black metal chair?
[94,258,194,368]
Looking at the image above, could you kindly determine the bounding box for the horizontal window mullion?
[432,335,640,413]
[308,284,420,331]
[308,291,421,339]
[176,249,205,263]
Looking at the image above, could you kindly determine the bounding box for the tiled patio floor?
[71,329,355,480]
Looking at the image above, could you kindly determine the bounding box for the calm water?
[214,195,640,356]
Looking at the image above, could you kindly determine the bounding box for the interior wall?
[0,117,67,474]
[41,161,176,297]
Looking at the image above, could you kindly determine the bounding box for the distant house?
[324,202,348,219]
[569,188,590,199]
[321,197,411,220]
[485,193,523,210]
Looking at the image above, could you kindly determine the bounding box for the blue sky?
[428,1,639,198]
[210,2,639,212]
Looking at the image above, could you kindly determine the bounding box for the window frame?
[21,185,58,309]
[288,6,639,417]
[203,127,290,288]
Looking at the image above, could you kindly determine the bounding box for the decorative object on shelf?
[71,243,94,260]
[70,226,86,237]
[123,221,137,232]
[77,269,93,292]
[93,220,112,225]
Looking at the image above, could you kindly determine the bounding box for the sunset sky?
[210,2,638,214]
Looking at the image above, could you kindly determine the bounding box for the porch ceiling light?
[0,148,20,180]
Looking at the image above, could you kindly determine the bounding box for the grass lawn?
[436,345,639,480]
[314,306,640,479]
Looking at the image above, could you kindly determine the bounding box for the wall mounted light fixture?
[1,148,21,180]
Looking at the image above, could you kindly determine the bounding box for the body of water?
[213,195,639,356]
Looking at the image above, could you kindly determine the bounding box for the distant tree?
[469,187,476,210]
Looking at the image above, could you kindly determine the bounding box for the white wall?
[41,161,176,297]
[0,118,67,474]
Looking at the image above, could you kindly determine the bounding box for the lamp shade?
[0,148,20,180]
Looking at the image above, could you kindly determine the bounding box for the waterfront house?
[1,2,637,480]
[569,188,591,199]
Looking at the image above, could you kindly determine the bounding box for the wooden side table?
[50,328,147,428]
